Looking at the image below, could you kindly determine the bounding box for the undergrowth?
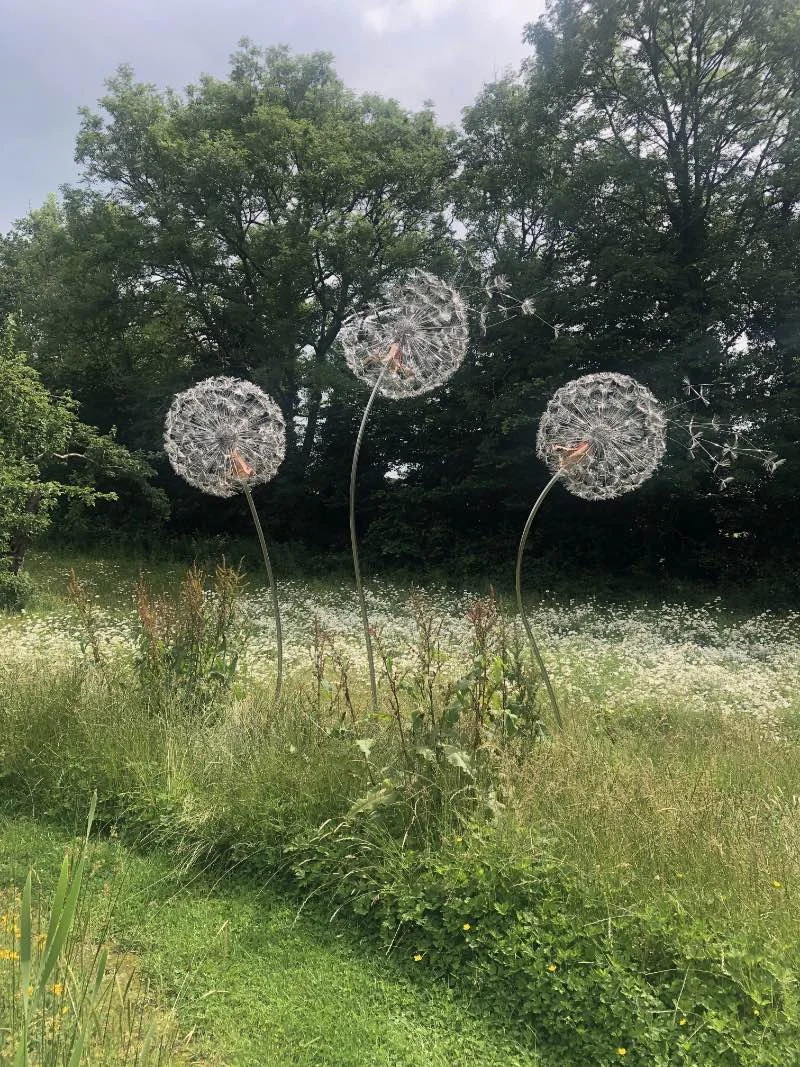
[0,646,798,1064]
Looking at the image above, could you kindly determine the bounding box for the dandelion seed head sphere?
[164,376,286,498]
[340,269,469,399]
[537,373,667,500]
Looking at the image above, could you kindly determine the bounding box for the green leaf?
[440,745,474,777]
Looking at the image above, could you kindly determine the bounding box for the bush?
[0,569,34,611]
[286,819,799,1065]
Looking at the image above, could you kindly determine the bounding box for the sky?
[1,0,546,234]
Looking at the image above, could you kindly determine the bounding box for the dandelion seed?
[537,373,667,501]
[340,270,469,400]
[163,375,286,701]
[164,376,285,499]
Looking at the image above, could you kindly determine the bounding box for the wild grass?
[1,653,797,946]
[1,551,799,1062]
[1,815,542,1067]
[0,801,182,1065]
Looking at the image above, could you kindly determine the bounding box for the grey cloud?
[1,0,544,232]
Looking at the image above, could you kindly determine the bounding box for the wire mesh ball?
[164,376,286,498]
[536,373,667,500]
[339,269,469,399]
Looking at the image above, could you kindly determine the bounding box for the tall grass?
[2,560,799,1063]
[1,654,797,943]
[0,796,181,1065]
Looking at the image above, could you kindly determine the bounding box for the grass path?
[0,813,542,1066]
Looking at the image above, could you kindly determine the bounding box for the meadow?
[1,550,799,1065]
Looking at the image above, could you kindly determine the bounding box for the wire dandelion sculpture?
[341,269,470,712]
[164,375,287,702]
[517,373,668,729]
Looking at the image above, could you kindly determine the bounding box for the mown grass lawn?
[1,814,542,1066]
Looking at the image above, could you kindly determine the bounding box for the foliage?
[287,822,798,1065]
[0,639,799,1064]
[0,318,162,586]
[132,563,248,712]
[0,796,178,1065]
[1,17,798,573]
[0,45,456,544]
[0,572,34,612]
[67,563,248,712]
[447,0,800,573]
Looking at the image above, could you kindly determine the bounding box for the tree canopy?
[1,13,798,581]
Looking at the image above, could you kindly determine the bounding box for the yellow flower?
[547,963,557,972]
[772,880,782,889]
[462,922,471,931]
[0,949,20,962]
[454,836,463,844]
[753,1008,760,1016]
[617,1049,627,1057]
[413,953,423,962]
[679,1018,687,1026]
[51,983,64,997]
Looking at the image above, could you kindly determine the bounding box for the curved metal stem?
[350,364,389,715]
[244,484,283,704]
[515,471,565,731]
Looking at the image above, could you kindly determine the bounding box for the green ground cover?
[1,815,541,1066]
[1,551,798,1064]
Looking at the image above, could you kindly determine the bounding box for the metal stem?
[350,364,390,715]
[244,484,283,704]
[515,471,565,731]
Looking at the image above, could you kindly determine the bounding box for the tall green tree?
[74,43,454,470]
[448,0,800,574]
[3,44,456,541]
[0,319,160,583]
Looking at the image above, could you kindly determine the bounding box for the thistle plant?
[517,373,668,729]
[341,269,469,712]
[164,375,286,702]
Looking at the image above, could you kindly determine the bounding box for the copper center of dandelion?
[554,440,592,469]
[229,448,255,479]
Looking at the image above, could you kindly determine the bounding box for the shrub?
[0,569,34,612]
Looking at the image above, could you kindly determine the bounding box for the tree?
[0,319,161,584]
[72,44,454,483]
[448,0,800,575]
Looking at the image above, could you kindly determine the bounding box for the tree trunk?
[10,490,41,575]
